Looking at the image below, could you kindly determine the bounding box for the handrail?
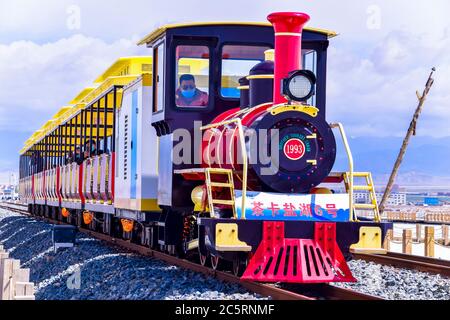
[200,118,248,219]
[330,122,355,221]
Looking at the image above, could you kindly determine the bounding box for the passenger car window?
[221,45,272,98]
[175,45,210,108]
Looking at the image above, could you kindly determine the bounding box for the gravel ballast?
[333,259,450,300]
[2,208,449,300]
[0,208,266,300]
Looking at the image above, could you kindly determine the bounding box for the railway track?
[354,252,450,277]
[0,202,381,300]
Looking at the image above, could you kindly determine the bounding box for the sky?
[0,0,450,184]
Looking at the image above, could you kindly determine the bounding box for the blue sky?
[1,0,450,184]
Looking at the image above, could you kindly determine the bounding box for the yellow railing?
[330,122,355,221]
[200,118,248,219]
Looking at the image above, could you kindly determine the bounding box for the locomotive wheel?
[199,247,209,267]
[232,258,248,277]
[211,255,220,270]
[199,254,208,266]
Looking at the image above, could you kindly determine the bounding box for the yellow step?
[212,199,235,206]
[354,172,371,177]
[348,172,371,177]
[206,168,233,174]
[210,182,233,188]
[353,185,373,191]
[350,247,387,254]
[354,204,377,210]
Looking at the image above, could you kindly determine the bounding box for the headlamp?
[281,70,316,102]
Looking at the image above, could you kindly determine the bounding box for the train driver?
[176,74,208,107]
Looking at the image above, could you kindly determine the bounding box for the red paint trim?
[78,165,85,204]
[56,166,62,204]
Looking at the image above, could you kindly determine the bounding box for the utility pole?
[379,68,436,213]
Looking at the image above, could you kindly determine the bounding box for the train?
[18,11,393,283]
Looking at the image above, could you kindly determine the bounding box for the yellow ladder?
[344,172,381,222]
[204,168,237,218]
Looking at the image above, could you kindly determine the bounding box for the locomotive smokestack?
[268,12,310,104]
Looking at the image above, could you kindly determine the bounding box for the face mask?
[181,88,196,99]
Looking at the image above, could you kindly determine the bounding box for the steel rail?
[354,252,450,277]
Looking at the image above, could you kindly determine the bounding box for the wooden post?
[416,224,422,242]
[442,225,449,246]
[402,229,412,254]
[379,68,436,214]
[0,256,35,300]
[0,250,7,300]
[0,258,18,300]
[425,226,435,258]
[384,229,392,251]
[11,268,34,300]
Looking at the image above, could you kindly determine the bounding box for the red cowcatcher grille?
[241,222,356,283]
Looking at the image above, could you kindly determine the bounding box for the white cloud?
[1,0,449,43]
[0,2,448,138]
[1,0,450,179]
[327,29,450,137]
[1,1,446,129]
[0,34,147,132]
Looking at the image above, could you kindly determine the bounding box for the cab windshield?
[220,45,318,106]
[221,45,271,98]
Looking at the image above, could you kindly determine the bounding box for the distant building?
[424,197,440,206]
[353,192,407,206]
[0,184,16,200]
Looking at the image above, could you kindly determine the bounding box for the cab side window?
[175,45,210,108]
[153,42,165,113]
[302,49,317,106]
